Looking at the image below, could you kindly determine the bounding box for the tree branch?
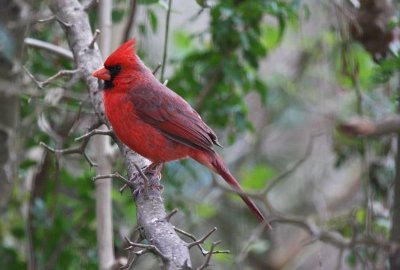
[94,1,114,268]
[24,37,74,60]
[121,0,137,43]
[49,0,191,268]
[338,115,400,137]
[160,0,172,82]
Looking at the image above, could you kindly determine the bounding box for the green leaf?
[241,165,277,190]
[112,9,125,23]
[355,208,365,224]
[148,9,158,33]
[196,202,217,219]
[138,0,158,4]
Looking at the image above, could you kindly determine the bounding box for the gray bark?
[94,0,115,268]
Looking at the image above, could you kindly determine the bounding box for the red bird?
[92,39,267,224]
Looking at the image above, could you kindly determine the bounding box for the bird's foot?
[131,163,164,196]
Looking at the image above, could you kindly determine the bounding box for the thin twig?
[89,29,101,49]
[121,0,137,43]
[235,223,266,264]
[174,227,229,256]
[37,16,55,23]
[93,172,133,187]
[23,67,79,89]
[262,134,316,194]
[75,128,114,141]
[124,236,170,262]
[24,38,74,60]
[40,141,97,167]
[269,213,395,251]
[55,16,72,28]
[160,0,173,82]
[196,241,221,270]
[188,227,217,249]
[164,208,179,222]
[38,121,109,168]
[152,63,162,75]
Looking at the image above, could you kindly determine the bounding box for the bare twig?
[89,29,101,49]
[121,0,137,43]
[93,172,134,188]
[160,0,173,82]
[152,63,162,75]
[269,213,395,251]
[40,141,97,167]
[188,227,218,249]
[24,38,74,60]
[124,236,170,262]
[24,67,79,89]
[75,128,114,141]
[37,16,55,23]
[174,227,229,256]
[196,241,221,270]
[215,133,315,202]
[338,115,400,137]
[55,16,72,28]
[39,121,109,168]
[262,134,315,194]
[235,223,267,264]
[164,208,178,222]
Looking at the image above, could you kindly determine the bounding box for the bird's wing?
[129,83,221,152]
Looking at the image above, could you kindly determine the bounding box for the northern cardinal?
[92,39,267,224]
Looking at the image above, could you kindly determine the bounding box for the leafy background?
[1,0,400,269]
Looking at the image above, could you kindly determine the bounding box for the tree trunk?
[93,0,115,268]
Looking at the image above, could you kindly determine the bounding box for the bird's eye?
[107,65,122,76]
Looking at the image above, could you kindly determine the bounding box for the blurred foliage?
[4,0,400,269]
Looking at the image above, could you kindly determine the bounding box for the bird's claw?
[130,163,164,196]
[132,176,164,197]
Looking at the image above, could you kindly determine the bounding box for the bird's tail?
[211,154,270,228]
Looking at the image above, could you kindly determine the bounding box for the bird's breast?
[103,91,191,162]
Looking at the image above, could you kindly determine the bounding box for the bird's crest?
[104,39,136,67]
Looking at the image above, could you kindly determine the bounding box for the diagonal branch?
[24,37,74,60]
[338,115,400,137]
[24,67,79,89]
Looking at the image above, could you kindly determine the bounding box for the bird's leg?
[143,162,164,191]
[131,162,164,196]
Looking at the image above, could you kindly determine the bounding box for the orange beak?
[92,67,111,81]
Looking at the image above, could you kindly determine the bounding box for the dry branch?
[269,214,396,251]
[24,37,74,60]
[49,0,191,268]
[338,115,400,137]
